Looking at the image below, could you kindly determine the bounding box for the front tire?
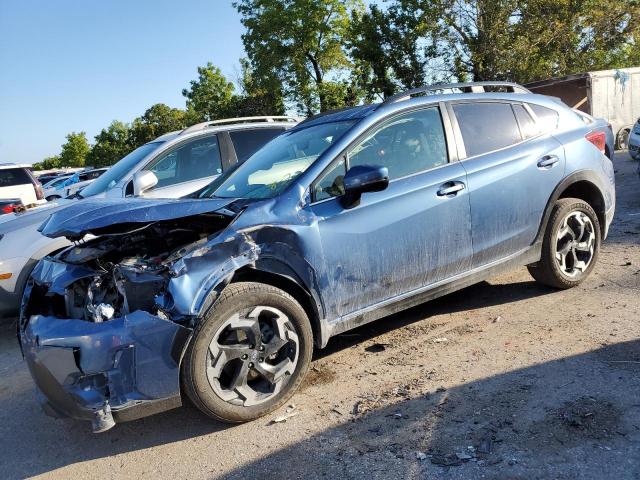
[528,198,600,289]
[182,282,313,423]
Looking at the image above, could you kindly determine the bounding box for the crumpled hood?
[39,197,237,239]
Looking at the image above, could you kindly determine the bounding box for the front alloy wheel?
[207,306,299,407]
[183,282,312,423]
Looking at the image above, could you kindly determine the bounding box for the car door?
[141,134,223,198]
[449,101,566,268]
[309,106,472,319]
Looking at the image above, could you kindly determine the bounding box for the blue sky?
[0,0,247,164]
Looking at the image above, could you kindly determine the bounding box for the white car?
[42,174,72,201]
[0,164,44,205]
[63,168,109,198]
[0,116,299,318]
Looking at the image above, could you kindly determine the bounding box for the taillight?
[585,131,606,154]
[35,182,44,200]
[1,204,16,214]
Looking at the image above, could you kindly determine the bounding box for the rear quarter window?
[513,104,539,139]
[452,102,522,157]
[528,103,559,132]
[230,128,286,163]
[0,168,32,187]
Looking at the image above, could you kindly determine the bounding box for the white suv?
[0,164,44,205]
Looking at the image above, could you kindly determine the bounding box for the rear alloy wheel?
[528,198,601,289]
[554,211,596,278]
[183,282,312,423]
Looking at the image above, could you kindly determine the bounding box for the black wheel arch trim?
[533,169,607,246]
[193,255,327,349]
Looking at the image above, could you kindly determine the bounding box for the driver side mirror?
[341,164,389,208]
[132,171,158,197]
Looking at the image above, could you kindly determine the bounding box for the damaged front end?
[19,199,238,432]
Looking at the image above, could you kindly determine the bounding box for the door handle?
[537,155,560,169]
[437,181,466,197]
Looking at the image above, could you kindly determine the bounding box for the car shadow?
[219,339,640,479]
[317,278,555,358]
[0,276,558,479]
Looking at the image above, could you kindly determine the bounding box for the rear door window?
[0,168,32,187]
[229,128,286,163]
[145,135,222,188]
[453,102,522,157]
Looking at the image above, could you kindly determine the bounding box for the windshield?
[81,142,162,197]
[200,120,355,200]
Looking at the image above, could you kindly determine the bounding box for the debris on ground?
[270,405,298,424]
[416,451,427,461]
[365,343,389,353]
[352,395,382,415]
[431,453,464,467]
[433,337,449,343]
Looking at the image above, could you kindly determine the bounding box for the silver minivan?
[0,117,299,318]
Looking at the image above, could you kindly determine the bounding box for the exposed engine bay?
[24,212,233,324]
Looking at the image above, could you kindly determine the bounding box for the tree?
[230,58,286,116]
[389,0,640,84]
[86,120,132,168]
[349,3,432,100]
[182,63,236,121]
[235,0,363,114]
[32,155,61,171]
[59,132,89,168]
[128,104,189,147]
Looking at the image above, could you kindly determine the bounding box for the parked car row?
[6,83,620,434]
[0,164,44,207]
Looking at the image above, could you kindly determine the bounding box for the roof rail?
[384,81,531,104]
[180,116,301,135]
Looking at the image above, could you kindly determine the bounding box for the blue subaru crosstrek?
[20,82,615,432]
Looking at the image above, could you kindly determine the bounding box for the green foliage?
[233,58,286,116]
[38,2,640,167]
[85,121,132,168]
[235,0,364,113]
[390,0,640,83]
[32,155,61,171]
[59,132,90,168]
[128,104,189,147]
[182,63,236,121]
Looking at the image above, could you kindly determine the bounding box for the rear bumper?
[20,311,190,432]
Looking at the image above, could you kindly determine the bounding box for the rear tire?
[528,198,600,289]
[182,282,312,423]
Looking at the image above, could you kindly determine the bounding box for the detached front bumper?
[20,312,190,432]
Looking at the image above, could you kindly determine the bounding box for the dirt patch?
[525,397,622,451]
[302,364,336,389]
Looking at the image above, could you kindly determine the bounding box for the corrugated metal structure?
[526,67,640,148]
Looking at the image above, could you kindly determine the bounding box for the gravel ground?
[1,152,639,480]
